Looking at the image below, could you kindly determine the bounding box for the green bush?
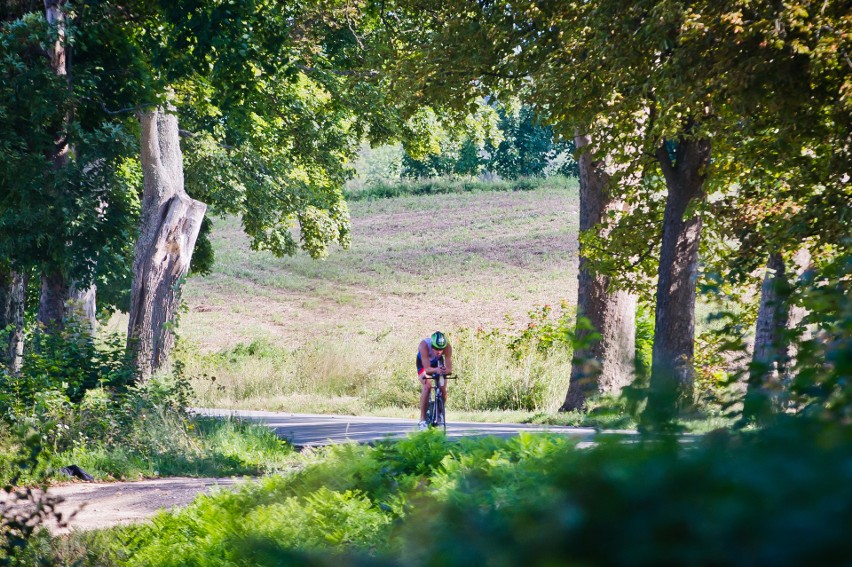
[404,419,852,567]
[0,322,133,413]
[1,327,294,485]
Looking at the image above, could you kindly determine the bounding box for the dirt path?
[43,477,246,534]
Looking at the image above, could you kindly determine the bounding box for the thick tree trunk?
[38,0,73,331]
[561,133,637,411]
[128,107,207,381]
[648,137,711,415]
[0,268,25,374]
[38,270,69,330]
[743,249,812,421]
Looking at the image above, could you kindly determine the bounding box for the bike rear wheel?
[436,396,445,431]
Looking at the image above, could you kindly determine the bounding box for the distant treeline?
[402,106,578,180]
[344,175,576,202]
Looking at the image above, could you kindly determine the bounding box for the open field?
[179,179,580,352]
[99,176,728,425]
[160,179,585,418]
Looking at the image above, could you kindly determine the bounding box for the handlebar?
[427,372,456,379]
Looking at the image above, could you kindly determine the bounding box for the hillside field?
[179,179,580,352]
[137,178,587,418]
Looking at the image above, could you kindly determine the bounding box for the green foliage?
[0,425,61,566]
[0,322,134,414]
[400,419,852,567]
[505,301,574,360]
[0,328,293,485]
[0,11,142,313]
[486,105,577,180]
[40,416,852,567]
[634,302,654,380]
[399,104,577,180]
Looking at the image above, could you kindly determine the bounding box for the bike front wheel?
[435,396,446,432]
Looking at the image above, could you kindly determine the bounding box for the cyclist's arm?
[442,344,453,374]
[419,341,441,375]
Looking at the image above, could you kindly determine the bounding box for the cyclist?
[417,331,453,431]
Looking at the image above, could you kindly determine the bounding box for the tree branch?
[295,63,378,78]
[94,101,155,116]
[656,139,676,186]
[178,129,234,150]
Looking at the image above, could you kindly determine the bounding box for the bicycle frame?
[425,374,454,431]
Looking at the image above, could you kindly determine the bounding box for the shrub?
[400,419,852,567]
[0,323,133,415]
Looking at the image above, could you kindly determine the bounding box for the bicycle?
[425,372,455,431]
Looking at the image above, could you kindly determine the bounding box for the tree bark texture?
[38,0,73,331]
[128,108,207,381]
[561,133,637,411]
[649,138,711,411]
[38,270,69,330]
[0,268,25,374]
[744,249,812,421]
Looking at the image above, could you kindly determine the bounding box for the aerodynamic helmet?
[431,331,448,350]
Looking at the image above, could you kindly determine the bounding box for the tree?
[0,267,24,373]
[562,133,637,410]
[742,249,811,422]
[127,106,206,380]
[488,105,576,180]
[1,6,139,356]
[690,1,851,421]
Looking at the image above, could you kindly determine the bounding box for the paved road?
[195,408,615,448]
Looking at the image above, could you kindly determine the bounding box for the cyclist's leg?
[418,371,430,422]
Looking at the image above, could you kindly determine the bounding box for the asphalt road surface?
[195,408,608,448]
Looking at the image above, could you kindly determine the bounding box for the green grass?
[59,415,297,481]
[183,314,577,418]
[0,414,295,487]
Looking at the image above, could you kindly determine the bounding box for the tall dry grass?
[183,321,573,419]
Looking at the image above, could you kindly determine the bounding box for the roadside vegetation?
[20,415,852,566]
[0,325,294,486]
[344,174,563,201]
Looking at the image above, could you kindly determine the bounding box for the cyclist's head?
[431,331,448,350]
